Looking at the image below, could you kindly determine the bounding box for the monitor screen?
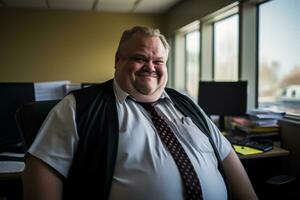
[0,83,35,147]
[198,81,247,116]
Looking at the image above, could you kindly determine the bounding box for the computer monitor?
[0,83,35,150]
[198,81,247,131]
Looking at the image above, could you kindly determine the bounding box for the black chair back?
[15,100,59,149]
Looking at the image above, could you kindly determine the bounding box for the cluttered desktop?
[197,81,287,158]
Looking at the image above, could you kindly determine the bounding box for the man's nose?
[144,60,155,71]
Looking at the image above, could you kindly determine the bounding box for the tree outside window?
[259,0,300,115]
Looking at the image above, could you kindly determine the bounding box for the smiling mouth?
[137,71,158,78]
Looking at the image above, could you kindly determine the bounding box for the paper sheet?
[233,144,264,155]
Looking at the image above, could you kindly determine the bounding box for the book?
[246,132,280,140]
[245,140,273,152]
[246,109,285,120]
[232,117,278,127]
[232,122,279,134]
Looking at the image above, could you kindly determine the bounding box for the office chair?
[15,100,59,149]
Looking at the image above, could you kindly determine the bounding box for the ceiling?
[0,0,182,13]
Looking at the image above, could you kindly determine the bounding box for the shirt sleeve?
[28,94,79,178]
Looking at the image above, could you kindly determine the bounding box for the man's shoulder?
[70,79,114,113]
[165,87,183,96]
[165,88,193,102]
[165,88,198,110]
[71,79,113,99]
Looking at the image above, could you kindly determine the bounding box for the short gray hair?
[117,26,169,55]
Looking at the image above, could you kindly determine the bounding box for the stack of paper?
[34,80,71,101]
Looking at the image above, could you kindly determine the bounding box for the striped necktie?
[139,102,203,200]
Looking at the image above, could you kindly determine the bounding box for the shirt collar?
[113,79,129,103]
[113,79,173,104]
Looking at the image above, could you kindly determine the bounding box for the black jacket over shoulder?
[63,79,230,199]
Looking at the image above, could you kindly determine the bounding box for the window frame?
[200,4,239,82]
[170,0,300,119]
[172,21,200,96]
[184,29,201,99]
[212,13,240,81]
[256,0,300,117]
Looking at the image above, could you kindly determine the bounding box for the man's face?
[114,33,168,102]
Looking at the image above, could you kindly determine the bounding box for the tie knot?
[127,96,157,112]
[138,102,156,112]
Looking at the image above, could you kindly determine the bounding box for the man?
[22,26,258,200]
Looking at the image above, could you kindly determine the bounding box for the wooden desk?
[239,146,291,200]
[0,154,24,200]
[0,153,24,180]
[223,131,290,160]
[238,145,289,160]
[0,161,24,180]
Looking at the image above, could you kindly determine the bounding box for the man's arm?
[22,155,63,200]
[222,150,258,200]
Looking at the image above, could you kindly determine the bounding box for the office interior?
[1,0,299,199]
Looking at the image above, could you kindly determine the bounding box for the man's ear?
[115,52,120,68]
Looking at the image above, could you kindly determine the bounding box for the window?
[258,0,300,115]
[185,30,200,99]
[213,14,239,81]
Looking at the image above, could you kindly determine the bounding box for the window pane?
[214,15,239,81]
[185,30,200,99]
[258,0,300,115]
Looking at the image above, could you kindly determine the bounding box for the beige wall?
[0,8,163,83]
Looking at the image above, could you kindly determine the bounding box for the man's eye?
[154,60,165,65]
[130,56,145,62]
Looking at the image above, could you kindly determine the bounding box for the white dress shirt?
[29,79,232,200]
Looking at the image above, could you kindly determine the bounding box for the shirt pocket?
[173,117,214,154]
